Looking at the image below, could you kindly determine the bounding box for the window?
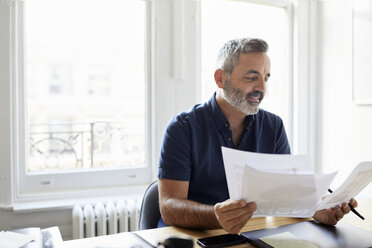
[2,0,298,205]
[16,0,152,197]
[201,0,293,145]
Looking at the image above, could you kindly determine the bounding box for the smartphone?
[197,233,246,247]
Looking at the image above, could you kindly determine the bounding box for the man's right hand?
[214,199,257,234]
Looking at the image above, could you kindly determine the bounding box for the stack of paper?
[0,230,35,248]
[221,147,372,217]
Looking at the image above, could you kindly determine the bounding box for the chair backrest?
[138,180,161,230]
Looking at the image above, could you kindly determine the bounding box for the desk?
[61,198,372,248]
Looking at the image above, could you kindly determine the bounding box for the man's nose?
[253,77,266,92]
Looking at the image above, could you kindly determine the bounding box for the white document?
[0,231,34,248]
[221,147,372,217]
[317,161,372,209]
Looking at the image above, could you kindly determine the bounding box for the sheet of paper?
[221,147,337,217]
[241,165,336,217]
[221,146,312,173]
[259,232,319,248]
[318,161,372,209]
[0,231,34,248]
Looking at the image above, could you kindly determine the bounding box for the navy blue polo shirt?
[157,93,290,225]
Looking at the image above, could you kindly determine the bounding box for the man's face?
[221,52,270,115]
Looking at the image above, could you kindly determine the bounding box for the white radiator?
[72,199,141,239]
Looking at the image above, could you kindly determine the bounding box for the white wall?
[0,209,73,240]
[317,0,372,198]
[0,0,12,208]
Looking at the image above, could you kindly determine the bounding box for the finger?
[336,208,344,220]
[218,203,256,229]
[227,218,250,234]
[225,205,255,225]
[246,202,257,212]
[216,200,247,212]
[218,208,253,233]
[218,207,249,221]
[349,198,358,208]
[324,208,338,225]
[227,210,255,234]
[333,206,344,221]
[341,202,350,214]
[217,202,256,220]
[217,201,256,216]
[329,210,337,225]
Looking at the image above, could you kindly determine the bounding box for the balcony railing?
[28,122,145,172]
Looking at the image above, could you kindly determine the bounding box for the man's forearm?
[160,198,221,229]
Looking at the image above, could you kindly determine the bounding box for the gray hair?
[216,38,268,76]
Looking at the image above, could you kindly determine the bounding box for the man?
[157,38,357,234]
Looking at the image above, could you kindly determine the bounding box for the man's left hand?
[312,198,358,225]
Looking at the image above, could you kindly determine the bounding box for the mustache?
[246,90,263,100]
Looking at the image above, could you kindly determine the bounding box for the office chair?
[138,180,161,230]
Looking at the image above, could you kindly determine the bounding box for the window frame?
[201,0,295,148]
[11,0,154,203]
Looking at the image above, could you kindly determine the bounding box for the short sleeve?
[275,118,291,154]
[157,115,192,181]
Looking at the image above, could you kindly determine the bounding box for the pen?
[328,189,365,220]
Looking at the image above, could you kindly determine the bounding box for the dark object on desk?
[158,237,193,248]
[241,220,372,248]
[197,233,246,248]
[328,188,365,220]
[11,227,41,248]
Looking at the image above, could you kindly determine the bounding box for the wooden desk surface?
[61,198,372,248]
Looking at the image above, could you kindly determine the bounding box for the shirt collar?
[208,92,228,130]
[207,92,256,130]
[244,114,255,129]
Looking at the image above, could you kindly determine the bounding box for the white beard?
[221,79,261,115]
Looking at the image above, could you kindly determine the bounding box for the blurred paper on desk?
[0,230,35,248]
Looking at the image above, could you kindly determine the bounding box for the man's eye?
[245,77,256,81]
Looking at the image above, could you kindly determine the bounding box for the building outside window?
[16,0,152,195]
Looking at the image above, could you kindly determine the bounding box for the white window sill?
[9,184,148,212]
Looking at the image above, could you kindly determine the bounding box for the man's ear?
[214,69,225,89]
